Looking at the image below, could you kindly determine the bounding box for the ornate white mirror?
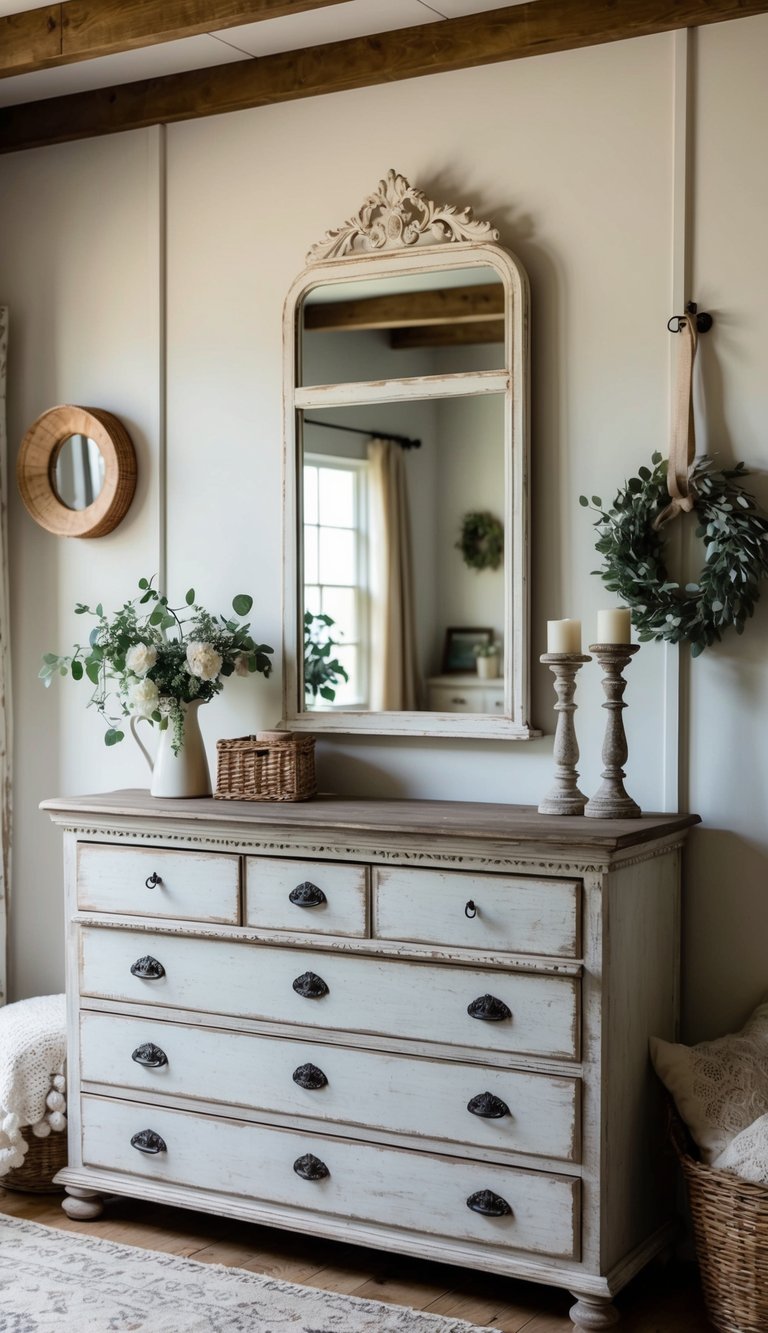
[282,170,535,739]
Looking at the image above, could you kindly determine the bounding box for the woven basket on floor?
[4,1130,67,1194]
[669,1106,768,1333]
[215,732,316,802]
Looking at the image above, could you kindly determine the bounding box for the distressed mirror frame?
[16,404,137,538]
[281,170,536,739]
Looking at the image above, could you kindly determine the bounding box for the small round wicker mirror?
[17,404,137,538]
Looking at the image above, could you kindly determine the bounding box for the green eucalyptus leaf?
[71,660,84,681]
[186,588,196,605]
[104,728,124,746]
[232,594,253,616]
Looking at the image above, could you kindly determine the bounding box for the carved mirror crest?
[282,170,534,739]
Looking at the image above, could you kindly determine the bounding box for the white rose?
[234,653,250,677]
[186,641,223,682]
[128,677,160,718]
[125,642,157,677]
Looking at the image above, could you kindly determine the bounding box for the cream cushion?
[712,1112,768,1184]
[650,1000,768,1164]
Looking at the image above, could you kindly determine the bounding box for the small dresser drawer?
[80,1010,580,1162]
[82,1094,580,1259]
[245,857,368,937]
[79,927,579,1059]
[374,868,580,958]
[77,844,240,924]
[428,686,479,713]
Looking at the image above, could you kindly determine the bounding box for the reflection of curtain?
[0,310,10,1005]
[368,439,419,710]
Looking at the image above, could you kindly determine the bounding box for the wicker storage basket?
[215,732,316,802]
[670,1106,768,1333]
[4,1130,67,1194]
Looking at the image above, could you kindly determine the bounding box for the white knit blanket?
[0,994,67,1175]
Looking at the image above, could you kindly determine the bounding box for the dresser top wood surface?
[42,789,699,852]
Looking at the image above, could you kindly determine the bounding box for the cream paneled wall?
[0,19,766,1038]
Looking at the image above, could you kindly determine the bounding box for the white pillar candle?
[547,619,582,654]
[597,608,632,644]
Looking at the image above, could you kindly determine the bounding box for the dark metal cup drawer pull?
[464,900,477,918]
[145,872,162,889]
[292,971,329,999]
[467,1092,510,1119]
[131,1129,167,1155]
[130,955,165,980]
[293,1063,328,1090]
[289,881,327,908]
[467,1189,512,1217]
[467,994,511,1022]
[131,1042,168,1069]
[293,1153,329,1181]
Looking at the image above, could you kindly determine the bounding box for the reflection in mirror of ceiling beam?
[304,285,504,333]
[390,321,506,349]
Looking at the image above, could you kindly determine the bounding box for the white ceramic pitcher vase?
[130,698,212,798]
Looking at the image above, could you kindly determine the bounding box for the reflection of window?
[303,455,368,707]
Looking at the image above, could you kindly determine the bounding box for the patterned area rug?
[0,1215,494,1332]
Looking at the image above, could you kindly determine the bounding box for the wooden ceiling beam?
[305,286,505,334]
[0,0,348,78]
[390,322,506,349]
[3,0,768,154]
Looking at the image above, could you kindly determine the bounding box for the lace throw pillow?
[650,1000,768,1164]
[712,1113,768,1184]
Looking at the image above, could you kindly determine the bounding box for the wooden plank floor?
[0,1187,710,1330]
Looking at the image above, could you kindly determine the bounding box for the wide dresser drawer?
[245,856,368,937]
[77,844,240,924]
[81,1094,580,1259]
[80,927,580,1059]
[80,1010,580,1162]
[374,868,580,957]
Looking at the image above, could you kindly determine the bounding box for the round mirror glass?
[52,435,106,510]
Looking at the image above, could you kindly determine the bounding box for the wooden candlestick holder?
[585,642,641,819]
[538,653,591,816]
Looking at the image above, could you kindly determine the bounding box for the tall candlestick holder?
[538,653,591,816]
[585,643,641,819]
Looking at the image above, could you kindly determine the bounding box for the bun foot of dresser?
[62,1186,106,1220]
[569,1294,620,1329]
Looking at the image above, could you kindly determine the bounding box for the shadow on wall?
[682,826,768,1044]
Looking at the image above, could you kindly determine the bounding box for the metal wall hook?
[667,301,713,335]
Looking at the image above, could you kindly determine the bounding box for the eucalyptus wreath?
[456,511,504,571]
[580,453,768,656]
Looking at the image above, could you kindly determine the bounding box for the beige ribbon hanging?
[653,312,699,530]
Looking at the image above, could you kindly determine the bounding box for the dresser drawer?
[80,1010,580,1162]
[245,857,368,937]
[79,928,579,1059]
[374,868,580,958]
[77,844,240,924]
[81,1094,580,1259]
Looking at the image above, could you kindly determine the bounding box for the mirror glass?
[52,434,106,510]
[301,267,505,387]
[300,391,505,714]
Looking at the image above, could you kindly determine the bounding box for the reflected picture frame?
[442,627,494,674]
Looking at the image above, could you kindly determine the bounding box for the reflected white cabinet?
[427,673,504,714]
[43,791,697,1331]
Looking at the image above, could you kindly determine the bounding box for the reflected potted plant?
[304,611,349,704]
[473,642,501,680]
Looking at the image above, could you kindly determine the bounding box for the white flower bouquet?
[41,577,273,752]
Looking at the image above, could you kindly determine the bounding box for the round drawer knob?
[467,994,511,1022]
[289,881,327,908]
[130,955,165,980]
[131,1042,168,1069]
[130,1129,167,1155]
[293,1063,328,1090]
[145,872,162,889]
[466,1189,512,1217]
[292,971,329,999]
[293,1153,329,1181]
[467,1092,510,1119]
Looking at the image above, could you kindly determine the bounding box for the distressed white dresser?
[43,791,698,1330]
